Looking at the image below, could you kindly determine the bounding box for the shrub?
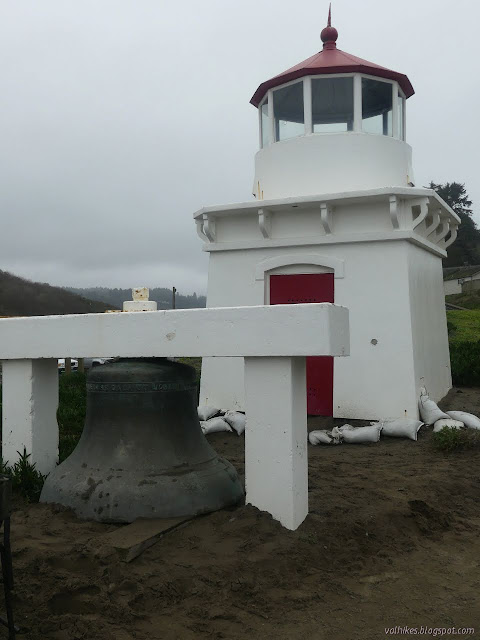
[449,339,480,386]
[1,448,46,503]
[432,427,480,452]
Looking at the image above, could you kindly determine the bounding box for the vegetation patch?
[432,427,480,452]
[447,310,480,385]
[1,448,46,503]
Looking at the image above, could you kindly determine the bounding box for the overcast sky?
[0,0,478,295]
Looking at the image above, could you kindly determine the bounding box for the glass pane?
[261,100,269,147]
[398,94,405,140]
[273,81,304,142]
[362,78,393,136]
[312,77,354,133]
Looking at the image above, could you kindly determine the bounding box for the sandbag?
[375,418,424,441]
[308,430,341,445]
[433,419,464,433]
[200,417,232,435]
[197,405,219,421]
[418,387,449,425]
[447,411,480,431]
[224,411,246,436]
[337,424,382,444]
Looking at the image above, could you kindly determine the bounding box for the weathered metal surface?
[40,358,243,522]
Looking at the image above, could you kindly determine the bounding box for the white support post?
[392,82,399,139]
[244,356,308,531]
[303,77,313,135]
[353,74,362,132]
[2,359,59,475]
[268,89,275,144]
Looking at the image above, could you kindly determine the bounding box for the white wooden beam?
[0,304,349,360]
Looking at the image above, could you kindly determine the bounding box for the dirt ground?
[6,387,480,640]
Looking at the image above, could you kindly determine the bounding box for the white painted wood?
[0,304,349,360]
[268,89,275,145]
[303,77,313,135]
[320,202,333,235]
[392,82,399,139]
[353,74,362,132]
[435,220,450,242]
[202,214,216,242]
[2,359,58,475]
[425,211,441,236]
[205,230,449,259]
[194,187,459,225]
[244,356,307,530]
[195,219,208,242]
[258,208,272,238]
[444,225,458,249]
[410,197,429,229]
[389,195,399,229]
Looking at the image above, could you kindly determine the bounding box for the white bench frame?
[0,303,349,530]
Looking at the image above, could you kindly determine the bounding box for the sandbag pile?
[416,387,480,433]
[446,411,480,430]
[373,418,424,441]
[309,424,382,445]
[197,406,247,436]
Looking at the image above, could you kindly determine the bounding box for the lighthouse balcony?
[194,187,460,258]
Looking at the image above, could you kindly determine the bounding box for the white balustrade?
[0,303,349,530]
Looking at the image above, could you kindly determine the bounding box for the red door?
[270,273,334,416]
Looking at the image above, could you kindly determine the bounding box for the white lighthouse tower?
[194,10,459,420]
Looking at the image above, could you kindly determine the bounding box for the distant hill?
[0,270,115,316]
[65,287,206,310]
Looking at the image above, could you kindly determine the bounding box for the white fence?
[0,303,349,530]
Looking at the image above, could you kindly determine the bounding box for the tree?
[428,182,480,267]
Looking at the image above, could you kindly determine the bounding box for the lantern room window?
[361,77,393,136]
[258,75,407,148]
[312,77,354,133]
[273,81,305,142]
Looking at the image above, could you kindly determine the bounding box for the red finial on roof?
[321,3,338,49]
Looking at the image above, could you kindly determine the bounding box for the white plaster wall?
[254,134,413,200]
[200,240,422,419]
[408,245,452,402]
[443,279,461,295]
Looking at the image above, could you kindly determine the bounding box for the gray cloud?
[0,0,478,295]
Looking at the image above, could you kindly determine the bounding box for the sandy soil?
[6,387,480,640]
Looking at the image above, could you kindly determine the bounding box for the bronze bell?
[40,358,243,522]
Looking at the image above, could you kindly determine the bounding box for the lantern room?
[251,10,415,199]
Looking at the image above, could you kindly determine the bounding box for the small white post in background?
[123,287,157,312]
[244,356,308,530]
[2,359,59,475]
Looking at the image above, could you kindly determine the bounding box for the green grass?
[447,310,480,386]
[57,372,87,462]
[446,291,480,310]
[447,310,480,343]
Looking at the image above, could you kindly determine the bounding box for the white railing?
[0,303,349,530]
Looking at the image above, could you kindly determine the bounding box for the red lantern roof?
[250,7,414,108]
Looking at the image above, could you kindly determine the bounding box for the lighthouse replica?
[194,10,459,420]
